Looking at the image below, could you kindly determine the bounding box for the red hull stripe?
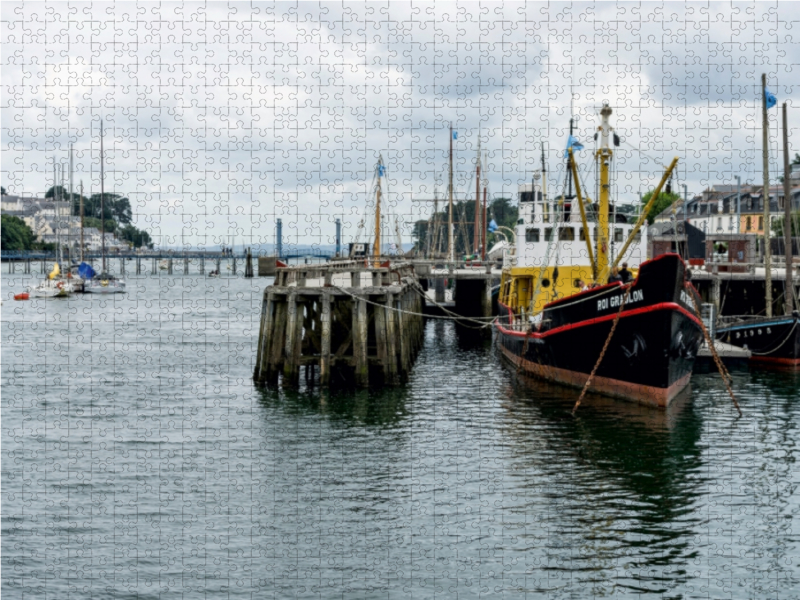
[749,356,800,366]
[499,345,692,407]
[496,301,703,339]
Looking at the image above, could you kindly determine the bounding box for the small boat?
[208,269,220,278]
[159,259,169,270]
[716,313,800,365]
[83,272,126,294]
[28,263,74,298]
[14,293,30,301]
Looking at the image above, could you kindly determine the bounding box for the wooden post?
[384,294,400,384]
[184,256,189,274]
[136,257,142,275]
[320,292,332,386]
[254,291,275,383]
[151,258,157,275]
[351,270,360,288]
[266,297,288,384]
[396,293,409,379]
[353,296,369,387]
[374,295,390,383]
[200,257,205,274]
[283,294,302,386]
[120,258,125,275]
[168,258,173,275]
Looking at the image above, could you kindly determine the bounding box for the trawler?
[496,105,704,407]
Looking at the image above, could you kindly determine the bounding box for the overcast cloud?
[2,1,798,250]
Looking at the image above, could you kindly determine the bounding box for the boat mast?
[54,161,60,267]
[762,74,772,317]
[542,144,548,223]
[373,155,383,263]
[100,119,106,274]
[448,124,454,263]
[782,101,795,314]
[473,135,481,255]
[80,180,84,262]
[595,104,613,283]
[482,150,488,261]
[69,144,73,263]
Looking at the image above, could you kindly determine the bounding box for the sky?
[2,1,799,251]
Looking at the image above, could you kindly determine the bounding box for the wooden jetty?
[253,261,425,388]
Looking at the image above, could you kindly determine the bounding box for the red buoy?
[14,293,29,301]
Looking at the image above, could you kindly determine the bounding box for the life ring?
[56,281,64,289]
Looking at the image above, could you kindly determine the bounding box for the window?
[545,227,554,241]
[525,228,540,243]
[633,229,641,242]
[614,228,624,243]
[559,227,575,241]
[579,228,587,241]
[779,195,785,210]
[758,216,764,231]
[745,216,751,231]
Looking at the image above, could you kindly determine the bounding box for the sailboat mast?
[762,74,772,317]
[100,119,106,274]
[373,156,382,262]
[69,144,73,262]
[448,124,454,263]
[80,180,84,262]
[473,136,481,255]
[782,102,795,314]
[54,161,60,266]
[596,104,613,283]
[482,150,488,261]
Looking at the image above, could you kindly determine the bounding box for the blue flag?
[765,86,777,109]
[378,165,385,176]
[452,130,458,140]
[488,219,498,233]
[563,135,584,158]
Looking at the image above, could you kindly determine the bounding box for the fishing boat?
[495,105,704,407]
[715,80,799,365]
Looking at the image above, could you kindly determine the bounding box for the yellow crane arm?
[568,148,597,281]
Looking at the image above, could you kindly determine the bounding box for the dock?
[253,261,424,388]
[694,340,751,373]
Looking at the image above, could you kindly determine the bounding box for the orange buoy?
[14,293,29,301]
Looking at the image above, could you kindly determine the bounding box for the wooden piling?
[353,296,369,387]
[254,261,423,389]
[320,292,332,386]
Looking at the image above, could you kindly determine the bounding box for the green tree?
[1,186,7,196]
[640,189,681,225]
[1,215,35,250]
[119,224,152,248]
[771,211,800,237]
[83,216,118,234]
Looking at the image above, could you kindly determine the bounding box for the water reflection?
[256,384,411,428]
[498,374,705,596]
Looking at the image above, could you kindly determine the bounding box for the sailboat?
[29,162,75,298]
[716,78,800,364]
[495,104,704,407]
[84,120,125,294]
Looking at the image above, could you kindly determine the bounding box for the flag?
[563,135,584,158]
[488,219,498,232]
[765,86,777,109]
[452,130,458,140]
[378,165,385,176]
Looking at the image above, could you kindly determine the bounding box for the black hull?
[717,316,800,365]
[496,254,704,407]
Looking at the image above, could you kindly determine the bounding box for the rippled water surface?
[3,272,800,599]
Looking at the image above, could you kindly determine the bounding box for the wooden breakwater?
[253,261,425,388]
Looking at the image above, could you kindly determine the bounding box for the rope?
[332,283,494,329]
[688,290,743,417]
[571,285,631,415]
[410,284,496,328]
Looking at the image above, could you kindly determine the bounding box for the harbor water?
[2,272,799,598]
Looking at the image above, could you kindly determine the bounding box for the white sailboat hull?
[28,280,74,298]
[83,279,126,294]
